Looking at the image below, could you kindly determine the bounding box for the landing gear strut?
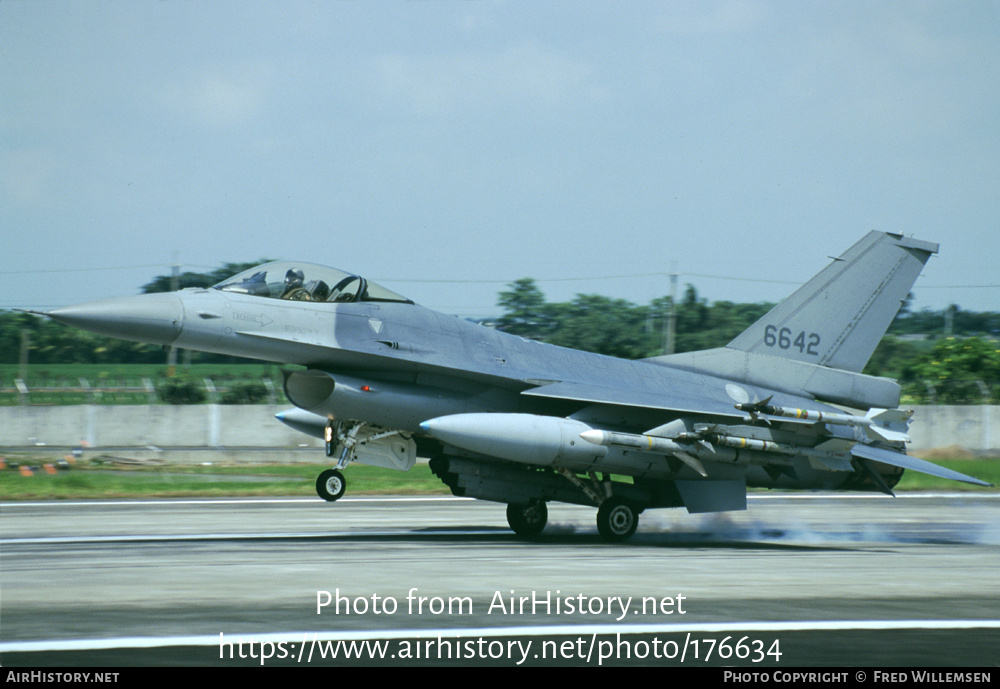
[555,468,643,542]
[315,419,362,502]
[314,419,416,503]
[506,501,548,537]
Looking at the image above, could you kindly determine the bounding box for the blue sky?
[2,1,998,317]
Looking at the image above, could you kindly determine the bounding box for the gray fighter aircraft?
[41,232,989,541]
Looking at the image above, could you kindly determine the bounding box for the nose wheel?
[316,469,346,502]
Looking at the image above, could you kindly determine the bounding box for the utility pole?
[19,329,30,382]
[664,263,677,355]
[945,304,956,336]
[166,257,179,377]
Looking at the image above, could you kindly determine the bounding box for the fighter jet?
[41,232,989,541]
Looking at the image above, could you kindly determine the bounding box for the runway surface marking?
[4,619,1000,653]
[2,530,501,545]
[0,497,473,508]
[3,493,995,509]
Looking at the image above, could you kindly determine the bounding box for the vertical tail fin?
[726,231,937,372]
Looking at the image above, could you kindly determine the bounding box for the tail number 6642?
[763,325,820,355]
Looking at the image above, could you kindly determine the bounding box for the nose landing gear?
[313,419,416,502]
[315,419,361,502]
[316,469,346,502]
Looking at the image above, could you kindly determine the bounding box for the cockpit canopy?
[213,262,413,304]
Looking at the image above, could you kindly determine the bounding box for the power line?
[375,272,803,285]
[0,265,168,275]
[3,264,997,289]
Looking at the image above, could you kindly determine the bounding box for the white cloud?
[369,43,599,117]
[653,0,768,35]
[160,63,275,129]
[0,149,61,207]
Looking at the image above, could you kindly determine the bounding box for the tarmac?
[2,492,998,666]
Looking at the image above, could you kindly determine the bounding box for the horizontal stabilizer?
[851,444,991,487]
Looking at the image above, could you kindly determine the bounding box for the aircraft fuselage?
[41,236,988,541]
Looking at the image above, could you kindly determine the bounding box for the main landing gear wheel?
[596,497,638,542]
[316,469,346,502]
[506,501,548,537]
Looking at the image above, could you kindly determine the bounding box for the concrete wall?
[908,405,997,455]
[0,405,321,449]
[0,404,997,455]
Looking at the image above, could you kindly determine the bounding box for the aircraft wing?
[520,380,747,419]
[236,329,527,389]
[524,382,991,490]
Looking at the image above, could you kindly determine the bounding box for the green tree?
[547,294,658,359]
[863,335,924,379]
[902,337,1000,403]
[158,376,208,404]
[496,278,555,341]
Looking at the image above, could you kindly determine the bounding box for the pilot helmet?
[285,268,305,288]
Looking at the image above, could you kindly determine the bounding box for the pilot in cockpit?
[280,267,332,301]
[281,268,310,300]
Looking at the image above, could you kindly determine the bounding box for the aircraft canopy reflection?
[214,261,413,305]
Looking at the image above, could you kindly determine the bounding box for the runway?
[2,493,998,666]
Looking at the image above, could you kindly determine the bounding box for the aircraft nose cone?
[47,292,184,345]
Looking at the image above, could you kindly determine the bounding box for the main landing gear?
[503,470,644,542]
[505,495,641,542]
[596,497,639,542]
[562,468,643,542]
[506,501,548,537]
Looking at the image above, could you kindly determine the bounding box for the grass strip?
[0,460,450,500]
